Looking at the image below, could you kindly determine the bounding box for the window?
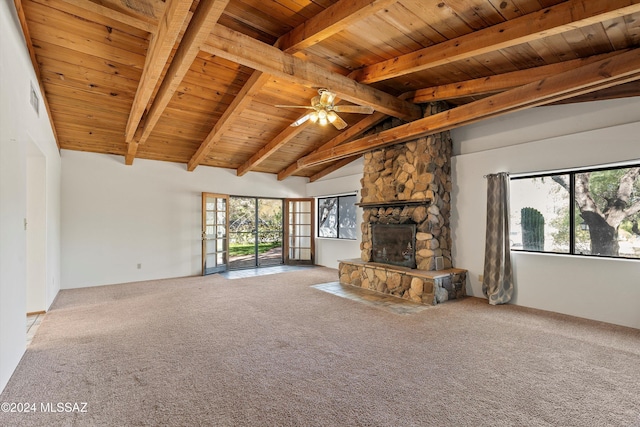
[510,164,640,259]
[317,194,357,239]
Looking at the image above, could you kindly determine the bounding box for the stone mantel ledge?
[356,199,431,209]
[338,259,467,305]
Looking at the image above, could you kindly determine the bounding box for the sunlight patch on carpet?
[220,265,316,279]
[312,282,433,315]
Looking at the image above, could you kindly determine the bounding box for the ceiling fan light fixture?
[278,89,373,131]
[318,109,328,125]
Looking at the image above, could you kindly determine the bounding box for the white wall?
[27,144,47,312]
[61,151,308,288]
[451,98,640,329]
[451,97,640,155]
[1,1,61,392]
[306,159,363,269]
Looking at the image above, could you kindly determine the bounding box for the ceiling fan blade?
[291,113,311,127]
[331,113,348,130]
[275,105,315,109]
[333,105,375,114]
[319,90,336,106]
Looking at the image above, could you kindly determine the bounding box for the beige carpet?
[1,267,639,426]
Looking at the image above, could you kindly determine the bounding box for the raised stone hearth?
[338,102,467,305]
[339,259,466,305]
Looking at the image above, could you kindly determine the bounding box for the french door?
[202,195,314,274]
[202,193,229,275]
[284,198,314,265]
[228,197,284,269]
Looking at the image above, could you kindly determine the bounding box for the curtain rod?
[483,172,509,178]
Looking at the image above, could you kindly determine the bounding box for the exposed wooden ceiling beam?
[127,0,230,165]
[408,52,625,103]
[13,0,60,149]
[276,0,399,53]
[309,156,362,182]
[228,0,394,175]
[549,81,640,105]
[190,0,412,173]
[186,52,312,175]
[230,94,350,176]
[57,0,157,33]
[187,0,376,173]
[123,0,193,164]
[277,112,387,180]
[187,71,271,171]
[203,25,422,122]
[350,0,640,84]
[236,118,312,176]
[298,49,640,168]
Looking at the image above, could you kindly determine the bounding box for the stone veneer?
[360,102,453,271]
[338,102,466,305]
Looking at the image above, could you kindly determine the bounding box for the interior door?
[284,198,315,265]
[202,193,229,275]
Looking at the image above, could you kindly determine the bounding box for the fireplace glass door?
[371,223,417,268]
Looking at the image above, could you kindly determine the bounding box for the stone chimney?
[359,102,453,271]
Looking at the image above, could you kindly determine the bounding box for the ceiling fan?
[276,89,374,130]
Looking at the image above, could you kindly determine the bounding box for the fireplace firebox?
[371,223,416,269]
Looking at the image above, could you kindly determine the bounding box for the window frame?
[316,193,358,240]
[510,162,640,261]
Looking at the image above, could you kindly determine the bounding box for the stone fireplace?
[339,102,467,305]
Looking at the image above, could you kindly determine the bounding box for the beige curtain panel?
[482,172,514,305]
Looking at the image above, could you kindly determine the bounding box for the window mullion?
[569,173,575,255]
[336,196,340,239]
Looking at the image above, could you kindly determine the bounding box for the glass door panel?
[228,197,285,269]
[257,198,284,267]
[285,198,314,265]
[202,193,229,275]
[229,197,257,269]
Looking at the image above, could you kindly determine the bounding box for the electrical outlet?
[137,263,142,269]
[478,274,484,282]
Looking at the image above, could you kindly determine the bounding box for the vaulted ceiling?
[14,0,640,181]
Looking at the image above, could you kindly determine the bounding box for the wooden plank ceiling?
[15,0,640,180]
